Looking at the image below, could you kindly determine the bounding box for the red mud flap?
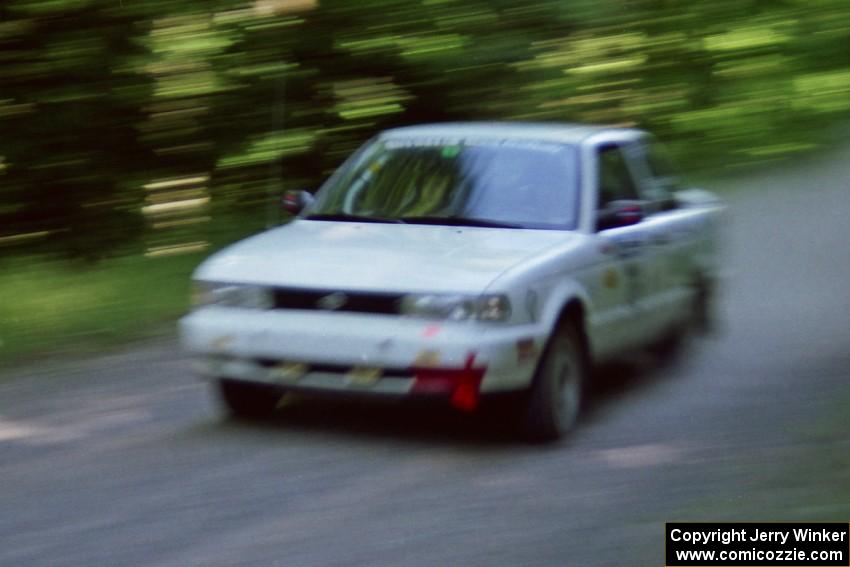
[410,354,486,412]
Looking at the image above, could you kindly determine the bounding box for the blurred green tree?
[2,0,850,261]
[0,0,152,260]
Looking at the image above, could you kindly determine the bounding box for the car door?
[590,142,652,353]
[623,137,698,330]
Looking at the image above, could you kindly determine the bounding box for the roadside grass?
[0,252,205,367]
[0,210,272,368]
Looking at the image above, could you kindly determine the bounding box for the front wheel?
[521,321,588,442]
[217,379,281,419]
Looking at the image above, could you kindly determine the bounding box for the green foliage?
[0,253,201,362]
[0,0,151,259]
[2,0,850,261]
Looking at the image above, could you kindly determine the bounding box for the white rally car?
[180,123,723,440]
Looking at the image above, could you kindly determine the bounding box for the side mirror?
[281,190,314,216]
[597,200,644,231]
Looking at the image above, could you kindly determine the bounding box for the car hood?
[196,220,578,294]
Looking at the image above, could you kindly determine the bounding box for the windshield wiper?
[305,213,520,228]
[303,213,403,224]
[400,215,521,229]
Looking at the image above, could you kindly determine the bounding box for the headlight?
[399,294,511,322]
[192,282,273,310]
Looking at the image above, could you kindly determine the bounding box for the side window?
[633,137,681,211]
[597,144,639,209]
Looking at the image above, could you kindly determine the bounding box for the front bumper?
[179,307,544,400]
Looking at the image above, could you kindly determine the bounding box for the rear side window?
[630,137,681,210]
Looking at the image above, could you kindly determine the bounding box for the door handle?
[614,238,643,257]
[651,233,671,246]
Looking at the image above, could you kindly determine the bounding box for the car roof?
[379,122,642,145]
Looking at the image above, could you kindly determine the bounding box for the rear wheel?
[521,321,588,442]
[650,277,715,358]
[691,278,715,334]
[217,379,281,418]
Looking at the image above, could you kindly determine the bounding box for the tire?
[521,320,588,442]
[217,379,281,419]
[650,278,714,358]
[691,279,714,335]
[647,321,687,360]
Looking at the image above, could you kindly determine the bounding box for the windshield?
[307,138,580,230]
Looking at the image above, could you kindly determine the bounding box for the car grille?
[271,288,403,315]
